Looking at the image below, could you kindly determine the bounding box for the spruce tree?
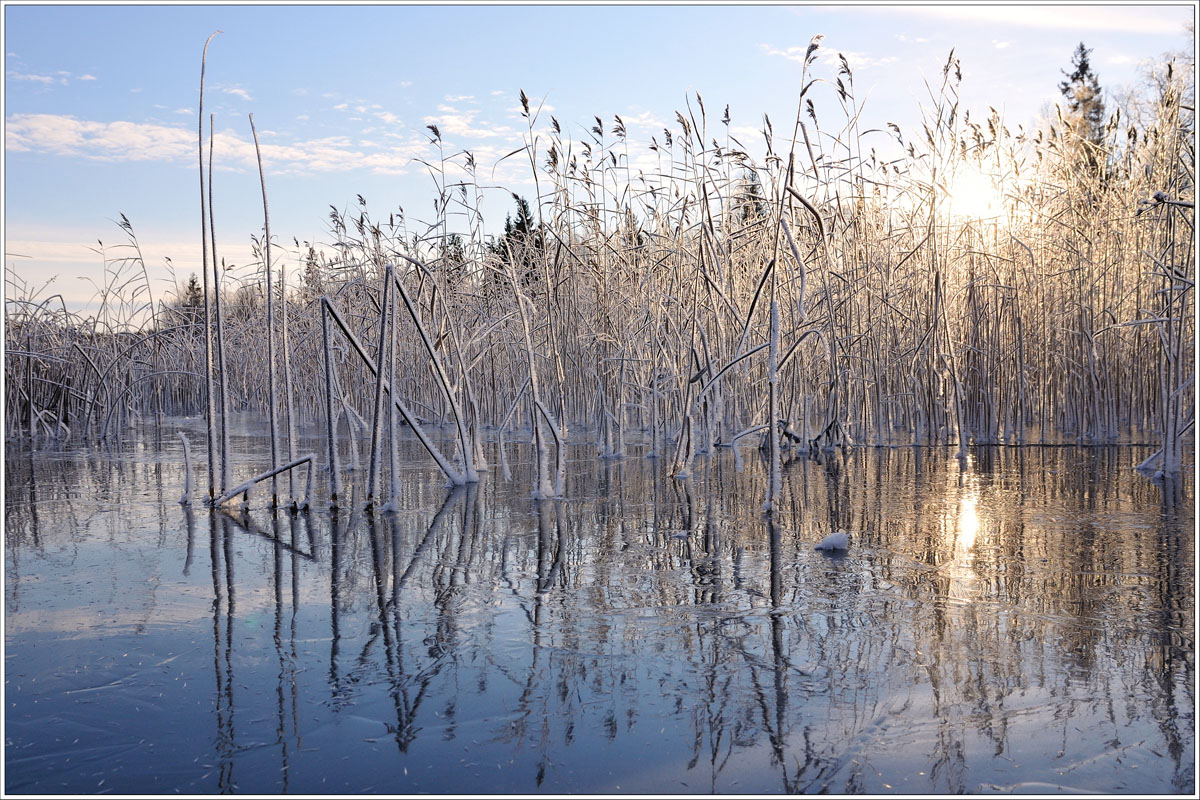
[489,195,544,290]
[1059,42,1107,175]
[176,273,204,323]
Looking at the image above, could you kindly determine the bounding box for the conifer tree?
[1059,42,1107,175]
[489,195,544,290]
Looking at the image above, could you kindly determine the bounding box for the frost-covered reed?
[4,40,1192,508]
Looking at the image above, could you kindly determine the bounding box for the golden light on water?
[946,481,982,602]
[956,491,980,554]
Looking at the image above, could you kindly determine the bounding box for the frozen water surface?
[4,420,1194,794]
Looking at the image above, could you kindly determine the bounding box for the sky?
[3,1,1195,313]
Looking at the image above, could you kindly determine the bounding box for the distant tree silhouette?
[169,272,205,324]
[735,169,769,222]
[435,232,468,293]
[1059,42,1107,176]
[183,272,203,307]
[298,244,326,302]
[489,195,544,291]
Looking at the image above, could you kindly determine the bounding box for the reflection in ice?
[4,426,1194,794]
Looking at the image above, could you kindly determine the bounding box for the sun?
[943,165,1008,223]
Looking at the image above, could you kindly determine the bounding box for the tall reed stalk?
[198,31,220,501]
[250,113,282,507]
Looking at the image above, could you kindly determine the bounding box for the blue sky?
[4,2,1194,312]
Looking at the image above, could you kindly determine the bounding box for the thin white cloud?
[5,113,427,176]
[759,43,897,71]
[6,114,194,161]
[173,108,192,115]
[3,231,256,314]
[730,124,765,143]
[424,106,517,140]
[440,143,535,187]
[8,71,57,84]
[5,237,115,265]
[619,110,668,131]
[79,74,97,81]
[445,94,475,103]
[759,43,808,63]
[817,48,899,71]
[333,102,348,111]
[504,99,554,121]
[886,5,1189,35]
[993,40,1011,50]
[130,87,143,93]
[221,86,252,102]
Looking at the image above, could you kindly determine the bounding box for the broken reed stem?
[213,454,317,508]
[179,431,194,505]
[390,260,477,482]
[321,295,466,485]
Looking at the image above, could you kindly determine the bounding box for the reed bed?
[5,43,1193,507]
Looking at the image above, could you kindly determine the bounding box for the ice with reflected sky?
[4,421,1194,794]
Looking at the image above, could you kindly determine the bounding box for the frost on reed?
[4,41,1193,508]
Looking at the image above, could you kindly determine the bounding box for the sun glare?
[944,166,1008,222]
[956,492,980,554]
[946,487,982,602]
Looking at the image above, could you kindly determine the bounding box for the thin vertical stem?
[208,114,232,494]
[367,267,392,508]
[386,275,402,510]
[281,253,298,505]
[321,301,343,509]
[250,113,281,508]
[198,31,220,502]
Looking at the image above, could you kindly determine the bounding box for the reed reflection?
[392,487,469,750]
[7,438,1188,794]
[269,512,301,792]
[209,511,236,792]
[364,511,414,752]
[328,509,346,708]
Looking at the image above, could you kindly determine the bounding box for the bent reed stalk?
[4,39,1192,509]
